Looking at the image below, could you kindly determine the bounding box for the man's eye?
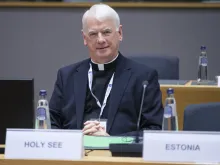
[89,33,97,36]
[104,31,111,34]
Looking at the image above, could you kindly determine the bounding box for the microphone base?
[109,143,143,157]
[0,147,4,154]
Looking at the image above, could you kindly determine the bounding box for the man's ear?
[118,25,123,41]
[81,30,87,46]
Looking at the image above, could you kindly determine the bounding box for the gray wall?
[0,7,220,103]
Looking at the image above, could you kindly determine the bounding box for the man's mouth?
[97,46,109,50]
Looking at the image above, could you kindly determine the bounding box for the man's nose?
[97,33,105,44]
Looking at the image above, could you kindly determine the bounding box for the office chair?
[183,102,220,131]
[128,55,179,80]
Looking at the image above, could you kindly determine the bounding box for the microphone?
[135,80,148,143]
[109,80,149,157]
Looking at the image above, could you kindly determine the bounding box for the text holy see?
[24,141,63,148]
[23,141,200,151]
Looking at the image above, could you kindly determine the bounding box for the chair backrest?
[183,102,220,131]
[128,55,179,80]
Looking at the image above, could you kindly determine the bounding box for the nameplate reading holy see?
[143,131,220,163]
[5,129,83,160]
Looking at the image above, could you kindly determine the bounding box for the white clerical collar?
[91,54,119,71]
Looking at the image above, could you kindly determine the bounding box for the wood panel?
[0,151,196,165]
[0,2,220,8]
[160,85,220,130]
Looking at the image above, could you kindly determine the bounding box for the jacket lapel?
[74,60,89,129]
[107,55,132,132]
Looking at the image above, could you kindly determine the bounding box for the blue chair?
[183,102,220,131]
[128,55,179,80]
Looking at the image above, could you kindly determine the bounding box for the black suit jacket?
[49,54,163,136]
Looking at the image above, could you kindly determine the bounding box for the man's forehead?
[88,27,112,32]
[86,17,115,31]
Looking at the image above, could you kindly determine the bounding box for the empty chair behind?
[128,55,179,80]
[183,102,220,131]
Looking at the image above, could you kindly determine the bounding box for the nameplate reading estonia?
[143,131,220,163]
[5,129,83,160]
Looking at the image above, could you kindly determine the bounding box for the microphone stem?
[136,85,146,143]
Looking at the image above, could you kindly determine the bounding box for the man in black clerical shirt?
[49,4,163,136]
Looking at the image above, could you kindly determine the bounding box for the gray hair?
[82,4,120,32]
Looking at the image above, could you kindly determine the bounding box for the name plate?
[143,131,220,163]
[5,129,83,160]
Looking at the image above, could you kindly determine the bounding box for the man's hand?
[83,120,100,135]
[92,126,110,136]
[83,120,109,136]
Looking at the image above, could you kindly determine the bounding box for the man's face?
[82,17,123,63]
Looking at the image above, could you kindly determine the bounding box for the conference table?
[0,81,220,165]
[0,149,201,165]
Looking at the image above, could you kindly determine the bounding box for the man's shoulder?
[123,56,159,86]
[58,58,89,74]
[125,56,156,74]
